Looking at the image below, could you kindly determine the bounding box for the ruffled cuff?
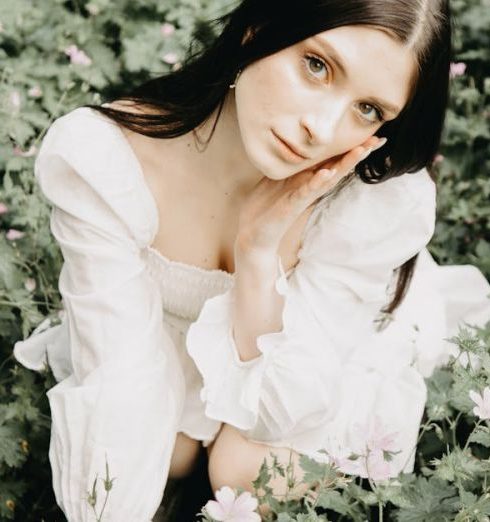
[186,256,291,431]
[13,319,73,382]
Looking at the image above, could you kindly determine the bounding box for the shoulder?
[35,105,158,247]
[298,168,437,298]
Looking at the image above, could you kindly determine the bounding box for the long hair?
[83,0,453,315]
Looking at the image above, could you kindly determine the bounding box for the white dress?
[13,106,490,521]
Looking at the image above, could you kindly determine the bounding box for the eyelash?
[302,53,386,125]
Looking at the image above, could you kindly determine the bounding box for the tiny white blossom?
[469,388,490,420]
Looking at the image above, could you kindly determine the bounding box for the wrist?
[234,234,279,265]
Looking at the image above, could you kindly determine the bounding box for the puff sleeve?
[13,108,184,521]
[187,169,459,477]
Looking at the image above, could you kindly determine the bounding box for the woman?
[13,0,490,520]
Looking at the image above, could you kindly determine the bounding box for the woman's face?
[233,25,417,180]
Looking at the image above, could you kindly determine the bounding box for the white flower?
[204,486,260,522]
[64,45,92,66]
[9,90,21,110]
[162,52,179,64]
[24,278,36,292]
[28,85,43,98]
[469,388,490,420]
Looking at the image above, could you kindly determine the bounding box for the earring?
[229,69,242,89]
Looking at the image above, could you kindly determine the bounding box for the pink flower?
[6,229,25,240]
[204,486,260,522]
[450,62,466,78]
[24,278,36,292]
[13,145,37,157]
[64,45,92,66]
[0,21,4,34]
[86,3,100,15]
[469,388,490,420]
[433,154,444,164]
[161,23,175,37]
[28,85,43,98]
[0,203,8,215]
[162,52,179,65]
[366,417,399,453]
[362,450,392,481]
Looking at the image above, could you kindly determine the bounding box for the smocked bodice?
[144,246,235,322]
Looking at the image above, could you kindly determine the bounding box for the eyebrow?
[311,35,403,117]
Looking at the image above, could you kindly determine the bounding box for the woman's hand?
[236,136,387,254]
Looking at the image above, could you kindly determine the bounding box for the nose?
[300,99,347,146]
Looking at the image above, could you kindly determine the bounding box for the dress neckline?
[81,105,326,279]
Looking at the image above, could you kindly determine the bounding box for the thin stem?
[463,419,482,452]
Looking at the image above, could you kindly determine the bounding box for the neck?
[185,91,264,198]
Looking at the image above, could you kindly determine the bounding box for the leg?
[168,432,201,479]
[207,424,310,504]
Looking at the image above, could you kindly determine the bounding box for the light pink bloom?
[204,486,260,522]
[434,154,444,164]
[0,21,4,34]
[6,229,25,240]
[162,52,179,64]
[0,203,8,215]
[450,62,466,78]
[64,45,92,66]
[13,145,37,157]
[28,85,43,98]
[366,417,399,453]
[86,3,100,15]
[361,450,392,481]
[469,388,490,420]
[161,23,175,37]
[24,278,36,292]
[9,90,21,110]
[172,62,182,72]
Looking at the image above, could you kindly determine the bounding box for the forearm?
[231,239,286,362]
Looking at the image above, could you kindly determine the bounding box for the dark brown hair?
[83,0,453,315]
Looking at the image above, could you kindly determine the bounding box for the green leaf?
[467,426,490,448]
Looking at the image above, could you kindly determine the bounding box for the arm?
[231,239,285,362]
[17,109,181,521]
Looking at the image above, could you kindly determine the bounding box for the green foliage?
[201,324,490,522]
[429,0,490,277]
[1,0,489,520]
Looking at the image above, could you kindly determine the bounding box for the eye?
[358,103,386,125]
[303,54,329,81]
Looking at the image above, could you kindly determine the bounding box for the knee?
[207,424,310,501]
[207,424,257,493]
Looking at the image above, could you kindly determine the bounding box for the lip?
[272,131,309,161]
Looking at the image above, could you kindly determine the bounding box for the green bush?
[0,0,488,520]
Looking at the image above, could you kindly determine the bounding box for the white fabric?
[12,106,490,519]
[186,162,490,477]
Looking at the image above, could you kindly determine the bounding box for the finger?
[341,137,388,174]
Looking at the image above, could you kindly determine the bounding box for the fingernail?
[360,147,373,161]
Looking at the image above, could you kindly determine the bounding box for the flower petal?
[469,390,483,408]
[215,486,236,511]
[204,500,226,521]
[233,491,259,513]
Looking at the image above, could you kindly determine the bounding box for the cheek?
[238,55,303,117]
